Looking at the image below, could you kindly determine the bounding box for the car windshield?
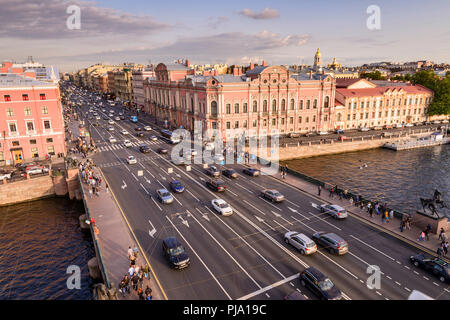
[318,278,335,291]
[173,182,181,188]
[219,202,229,208]
[170,246,185,256]
[161,192,170,197]
[272,192,282,197]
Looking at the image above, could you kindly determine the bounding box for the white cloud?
[238,7,280,20]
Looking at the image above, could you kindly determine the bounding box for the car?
[135,127,142,131]
[320,204,348,219]
[108,126,114,131]
[139,144,150,153]
[162,237,190,269]
[335,129,345,134]
[169,180,185,193]
[383,124,393,129]
[190,149,198,156]
[95,116,101,120]
[124,140,132,148]
[304,132,317,137]
[405,123,414,127]
[108,120,115,125]
[0,172,12,180]
[120,116,125,120]
[114,116,120,121]
[144,125,152,131]
[127,156,137,164]
[205,166,221,177]
[150,136,158,141]
[243,168,260,177]
[121,129,129,135]
[395,123,403,128]
[102,109,106,112]
[284,231,317,255]
[211,199,233,216]
[26,165,47,175]
[284,291,307,300]
[158,147,168,154]
[312,231,349,255]
[222,168,238,179]
[410,254,449,283]
[432,120,441,124]
[109,137,117,143]
[206,179,227,192]
[337,135,349,141]
[287,132,300,138]
[103,116,109,120]
[318,131,329,135]
[92,122,99,126]
[300,267,342,300]
[442,119,449,124]
[359,127,370,132]
[136,132,144,137]
[373,126,383,130]
[156,188,174,204]
[260,189,285,202]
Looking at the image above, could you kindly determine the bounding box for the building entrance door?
[13,150,23,164]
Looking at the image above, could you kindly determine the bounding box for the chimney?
[309,71,313,79]
[250,62,255,70]
[185,59,190,67]
[262,60,267,67]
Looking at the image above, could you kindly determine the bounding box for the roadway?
[64,85,450,301]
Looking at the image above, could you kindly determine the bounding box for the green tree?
[361,70,386,80]
[411,71,450,116]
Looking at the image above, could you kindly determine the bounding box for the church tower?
[313,48,322,71]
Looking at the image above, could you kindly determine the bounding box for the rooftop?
[0,73,51,87]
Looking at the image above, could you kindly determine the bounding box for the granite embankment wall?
[0,168,82,206]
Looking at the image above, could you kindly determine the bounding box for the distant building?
[132,66,155,111]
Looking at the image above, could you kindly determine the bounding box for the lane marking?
[395,281,401,286]
[308,211,341,231]
[186,190,200,202]
[258,196,283,211]
[349,235,396,261]
[290,215,317,233]
[140,183,149,194]
[243,200,266,216]
[272,219,290,232]
[237,273,299,300]
[285,199,300,208]
[151,197,163,211]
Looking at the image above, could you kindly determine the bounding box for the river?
[0,198,94,300]
[282,145,450,218]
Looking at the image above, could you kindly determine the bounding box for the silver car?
[261,189,285,203]
[312,231,349,255]
[320,204,348,219]
[284,232,317,255]
[156,189,174,204]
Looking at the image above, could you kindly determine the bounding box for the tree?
[360,70,386,80]
[411,71,450,116]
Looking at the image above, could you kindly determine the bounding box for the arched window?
[337,113,342,121]
[324,96,329,108]
[263,100,268,112]
[253,101,258,112]
[226,104,231,114]
[272,100,277,112]
[281,99,286,111]
[290,99,294,110]
[234,103,239,114]
[313,99,317,108]
[306,100,310,109]
[211,101,217,116]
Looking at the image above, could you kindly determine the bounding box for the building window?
[347,114,350,121]
[290,99,294,110]
[41,106,48,114]
[31,148,39,158]
[313,99,317,109]
[324,115,328,121]
[12,141,20,146]
[0,152,3,161]
[40,94,46,100]
[272,100,277,112]
[300,100,303,110]
[9,123,17,134]
[46,138,53,143]
[281,118,285,125]
[43,120,51,130]
[289,117,294,124]
[211,101,217,116]
[226,122,231,129]
[360,113,364,119]
[324,96,329,108]
[253,120,257,127]
[212,122,217,129]
[30,139,37,144]
[263,119,267,126]
[272,118,276,126]
[252,101,257,112]
[354,102,357,108]
[353,114,356,120]
[24,107,31,116]
[243,120,247,128]
[263,100,268,112]
[281,99,286,111]
[306,100,310,109]
[312,115,316,122]
[298,116,302,123]
[386,99,389,107]
[361,101,365,108]
[6,108,14,116]
[243,103,248,113]
[306,117,309,123]
[26,121,34,132]
[4,95,11,102]
[22,94,29,101]
[234,121,239,128]
[380,100,383,107]
[348,102,351,109]
[234,103,239,114]
[47,146,55,155]
[226,104,231,114]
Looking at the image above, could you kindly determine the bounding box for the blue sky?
[0,0,448,71]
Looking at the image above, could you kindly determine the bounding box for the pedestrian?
[138,268,144,288]
[131,272,139,291]
[130,255,136,266]
[143,264,150,279]
[318,185,322,196]
[406,216,412,230]
[106,183,109,193]
[344,189,348,199]
[88,187,93,198]
[128,265,134,277]
[437,245,444,258]
[123,275,130,293]
[424,228,430,241]
[418,231,425,242]
[438,228,445,241]
[329,187,333,198]
[119,279,127,297]
[349,197,354,206]
[137,287,144,300]
[443,241,448,256]
[145,286,152,298]
[127,246,133,260]
[400,220,405,232]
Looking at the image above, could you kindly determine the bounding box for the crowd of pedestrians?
[79,159,102,197]
[118,246,153,300]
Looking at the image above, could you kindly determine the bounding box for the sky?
[0,0,449,72]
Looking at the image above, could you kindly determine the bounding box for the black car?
[136,132,144,137]
[139,144,150,153]
[410,254,449,283]
[300,267,342,300]
[222,168,238,179]
[162,237,190,269]
[206,179,227,192]
[205,166,221,177]
[135,127,142,131]
[243,168,260,177]
[158,147,168,154]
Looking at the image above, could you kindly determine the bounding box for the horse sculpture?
[420,189,447,218]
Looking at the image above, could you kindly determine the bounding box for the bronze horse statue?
[420,189,447,218]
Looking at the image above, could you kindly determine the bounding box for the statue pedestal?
[413,211,448,234]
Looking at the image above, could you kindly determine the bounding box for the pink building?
[144,62,335,139]
[0,73,65,165]
[132,67,155,111]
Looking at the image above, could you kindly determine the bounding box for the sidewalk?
[69,118,165,300]
[255,163,449,261]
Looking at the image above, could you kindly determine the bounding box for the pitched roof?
[336,85,432,98]
[336,78,364,88]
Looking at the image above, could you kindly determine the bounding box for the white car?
[127,156,137,164]
[442,120,449,124]
[395,123,403,128]
[108,126,114,131]
[359,127,370,132]
[108,120,115,125]
[284,232,317,255]
[150,136,157,141]
[144,126,152,131]
[124,140,132,147]
[190,149,198,156]
[109,137,117,143]
[211,199,233,216]
[405,123,414,127]
[0,172,12,180]
[320,204,348,219]
[114,116,120,121]
[318,131,329,135]
[121,129,129,135]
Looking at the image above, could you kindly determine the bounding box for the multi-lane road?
[65,85,450,301]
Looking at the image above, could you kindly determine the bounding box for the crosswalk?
[97,139,164,152]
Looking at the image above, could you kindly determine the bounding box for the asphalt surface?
[63,84,450,301]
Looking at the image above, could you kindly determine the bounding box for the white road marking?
[258,196,283,211]
[308,212,341,231]
[376,291,382,296]
[396,261,402,265]
[432,282,439,287]
[413,271,419,275]
[254,215,276,231]
[272,219,290,232]
[131,173,138,181]
[423,276,429,280]
[150,197,162,211]
[395,281,401,286]
[235,183,254,194]
[237,273,299,300]
[186,190,200,202]
[278,215,293,226]
[404,287,411,292]
[289,282,294,287]
[265,293,270,298]
[243,200,266,216]
[227,189,238,196]
[349,235,396,261]
[165,215,232,300]
[404,266,410,270]
[285,199,300,208]
[290,215,317,233]
[140,183,149,194]
[386,275,392,280]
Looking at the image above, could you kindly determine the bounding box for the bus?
[130,116,138,123]
[161,129,181,144]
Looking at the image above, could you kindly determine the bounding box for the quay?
[383,133,450,151]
